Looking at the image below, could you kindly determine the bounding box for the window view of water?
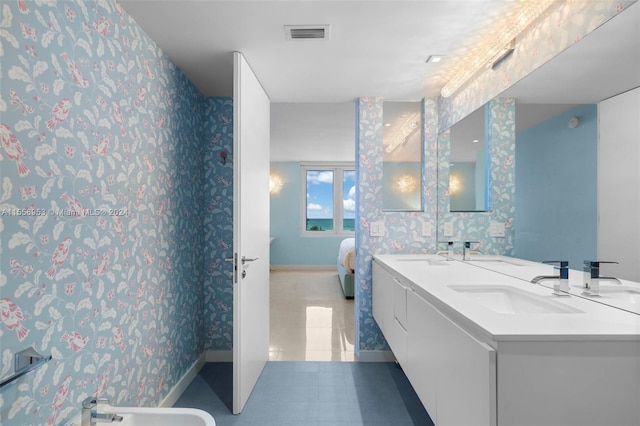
[306,219,355,232]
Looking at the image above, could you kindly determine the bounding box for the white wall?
[270,103,355,162]
[598,87,640,281]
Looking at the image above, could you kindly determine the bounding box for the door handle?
[242,256,259,264]
[225,258,234,262]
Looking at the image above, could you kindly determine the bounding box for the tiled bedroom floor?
[174,361,434,426]
[269,270,355,361]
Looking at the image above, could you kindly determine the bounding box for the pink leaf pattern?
[1,1,209,424]
[0,0,631,424]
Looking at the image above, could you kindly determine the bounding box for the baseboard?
[356,350,395,362]
[270,265,335,271]
[160,352,206,407]
[206,350,233,362]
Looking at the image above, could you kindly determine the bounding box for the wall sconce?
[449,174,462,195]
[269,173,283,195]
[396,174,418,193]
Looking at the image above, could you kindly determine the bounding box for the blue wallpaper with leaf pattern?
[356,96,514,353]
[436,98,516,254]
[202,98,234,351]
[0,1,208,424]
[1,0,635,421]
[355,97,439,353]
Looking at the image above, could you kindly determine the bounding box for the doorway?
[269,102,357,361]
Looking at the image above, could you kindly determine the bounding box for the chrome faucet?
[462,241,479,261]
[583,261,621,297]
[531,260,570,296]
[82,397,123,425]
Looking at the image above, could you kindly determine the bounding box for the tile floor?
[269,270,355,361]
[174,270,434,425]
[174,361,435,426]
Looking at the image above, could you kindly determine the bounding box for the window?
[301,163,355,236]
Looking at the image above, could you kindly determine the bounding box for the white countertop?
[451,254,640,315]
[373,254,640,343]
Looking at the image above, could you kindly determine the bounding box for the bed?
[337,238,356,298]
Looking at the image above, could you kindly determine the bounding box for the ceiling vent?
[284,25,330,41]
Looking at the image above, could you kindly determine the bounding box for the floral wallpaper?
[355,97,439,353]
[202,98,234,352]
[0,1,208,424]
[358,1,634,354]
[356,96,513,353]
[436,98,516,254]
[438,0,637,130]
[1,0,633,420]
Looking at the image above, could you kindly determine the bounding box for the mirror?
[479,3,640,305]
[382,101,423,211]
[448,105,489,212]
[502,1,639,279]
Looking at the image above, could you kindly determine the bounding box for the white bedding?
[338,238,356,273]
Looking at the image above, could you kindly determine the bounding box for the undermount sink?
[395,258,450,266]
[448,285,583,314]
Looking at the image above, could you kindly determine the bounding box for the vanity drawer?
[393,316,408,368]
[393,277,408,328]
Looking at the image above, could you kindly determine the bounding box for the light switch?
[421,221,432,237]
[490,221,506,237]
[443,222,454,237]
[370,221,385,237]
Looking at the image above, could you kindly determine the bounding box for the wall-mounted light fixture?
[396,173,418,193]
[449,174,462,195]
[441,0,556,98]
[269,173,283,195]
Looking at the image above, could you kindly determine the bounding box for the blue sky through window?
[306,169,355,220]
[343,170,355,219]
[306,170,334,219]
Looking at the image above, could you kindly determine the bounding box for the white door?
[232,51,270,414]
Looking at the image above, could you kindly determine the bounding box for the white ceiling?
[120,1,640,162]
[119,0,516,101]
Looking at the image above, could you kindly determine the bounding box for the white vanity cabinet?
[373,260,496,426]
[407,290,496,426]
[373,260,409,367]
[373,255,640,426]
[372,260,393,341]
